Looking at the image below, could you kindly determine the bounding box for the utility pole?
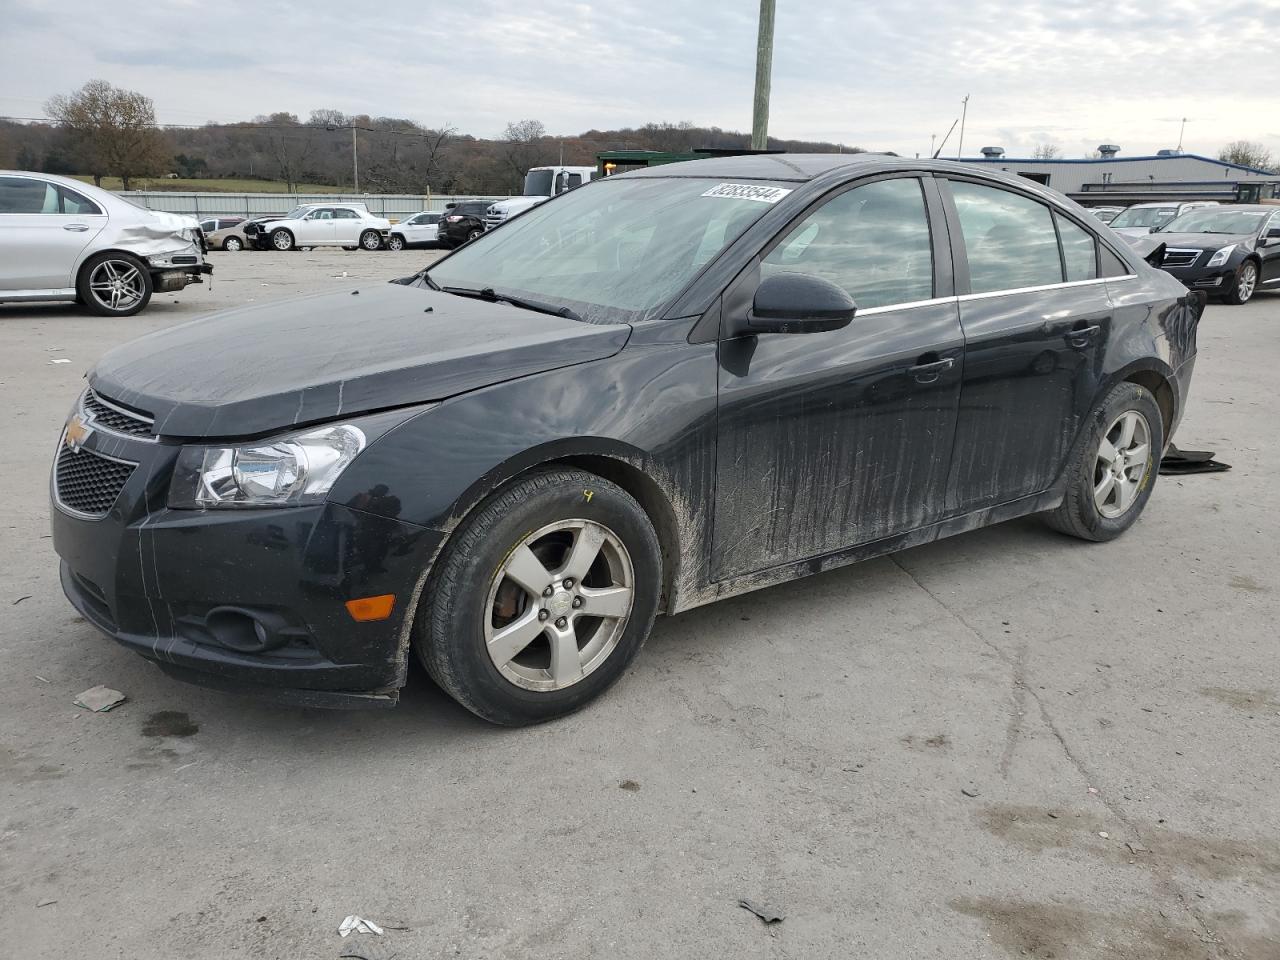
[352,125,360,193]
[956,94,970,159]
[751,0,776,151]
[930,133,936,158]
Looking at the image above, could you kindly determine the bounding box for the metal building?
[954,146,1279,205]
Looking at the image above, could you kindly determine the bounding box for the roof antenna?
[932,118,959,159]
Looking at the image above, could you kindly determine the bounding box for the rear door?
[939,177,1112,513]
[0,176,106,291]
[332,207,363,244]
[712,175,964,579]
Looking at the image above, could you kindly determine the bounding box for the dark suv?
[436,200,492,248]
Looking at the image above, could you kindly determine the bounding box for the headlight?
[168,424,366,508]
[1206,244,1236,267]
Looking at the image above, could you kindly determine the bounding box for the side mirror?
[733,273,857,336]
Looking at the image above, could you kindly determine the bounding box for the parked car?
[1108,201,1217,240]
[243,203,390,251]
[436,200,492,247]
[50,154,1203,723]
[1087,206,1125,224]
[0,170,211,316]
[200,217,250,251]
[387,211,442,251]
[1133,205,1280,305]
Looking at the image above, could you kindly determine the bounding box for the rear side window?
[1055,214,1097,282]
[761,177,934,309]
[334,208,361,219]
[949,180,1062,293]
[57,187,101,215]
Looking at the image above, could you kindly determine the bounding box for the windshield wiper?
[441,285,583,322]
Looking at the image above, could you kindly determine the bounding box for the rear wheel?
[1043,381,1163,541]
[466,228,483,242]
[223,236,243,251]
[77,252,153,317]
[415,468,661,725]
[270,228,294,251]
[1223,260,1257,305]
[360,230,383,250]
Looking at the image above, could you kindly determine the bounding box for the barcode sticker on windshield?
[701,183,793,203]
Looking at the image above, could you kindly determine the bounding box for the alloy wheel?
[1093,410,1151,518]
[362,231,381,250]
[483,519,635,692]
[272,231,292,251]
[388,236,404,251]
[1237,262,1257,302]
[88,259,146,312]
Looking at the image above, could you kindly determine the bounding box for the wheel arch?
[1122,367,1175,439]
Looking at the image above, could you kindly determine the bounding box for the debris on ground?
[338,916,384,937]
[48,358,71,364]
[1159,444,1231,475]
[338,942,398,960]
[73,686,125,712]
[1098,831,1110,839]
[34,676,51,684]
[12,595,31,604]
[738,899,785,924]
[619,779,641,792]
[961,787,980,798]
[36,899,56,908]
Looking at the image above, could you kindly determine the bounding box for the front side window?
[428,177,788,323]
[950,180,1062,293]
[1056,214,1098,282]
[761,177,934,309]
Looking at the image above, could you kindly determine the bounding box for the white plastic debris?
[74,686,126,712]
[338,916,384,937]
[49,358,72,364]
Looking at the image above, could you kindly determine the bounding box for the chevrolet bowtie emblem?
[64,413,93,453]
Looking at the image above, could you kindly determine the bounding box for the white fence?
[118,192,511,219]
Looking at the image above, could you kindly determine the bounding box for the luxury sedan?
[0,171,211,316]
[51,154,1203,724]
[1138,205,1280,304]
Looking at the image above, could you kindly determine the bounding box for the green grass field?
[70,176,345,193]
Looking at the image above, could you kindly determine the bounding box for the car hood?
[1143,231,1255,250]
[89,284,632,438]
[1111,226,1160,240]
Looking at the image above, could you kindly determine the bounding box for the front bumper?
[50,426,444,708]
[1161,262,1234,292]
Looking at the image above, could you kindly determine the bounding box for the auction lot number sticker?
[701,183,793,203]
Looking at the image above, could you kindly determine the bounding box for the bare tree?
[45,80,168,188]
[1031,143,1061,159]
[255,113,313,191]
[501,119,552,190]
[1218,141,1275,172]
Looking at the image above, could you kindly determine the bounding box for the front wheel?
[415,468,662,725]
[387,234,406,252]
[77,252,153,317]
[1223,260,1257,305]
[1043,381,1163,542]
[360,230,383,250]
[270,228,294,251]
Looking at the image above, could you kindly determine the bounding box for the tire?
[415,468,662,725]
[76,252,153,317]
[360,230,383,251]
[466,228,483,242]
[270,228,294,252]
[387,234,406,252]
[1043,381,1163,542]
[223,236,243,251]
[1223,260,1258,305]
[342,246,357,251]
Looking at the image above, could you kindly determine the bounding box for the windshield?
[1109,206,1179,229]
[427,177,789,323]
[1157,209,1269,235]
[524,169,554,197]
[284,206,310,220]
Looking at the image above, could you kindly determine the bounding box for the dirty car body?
[50,154,1203,714]
[0,171,211,313]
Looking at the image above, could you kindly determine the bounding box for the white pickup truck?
[484,165,597,230]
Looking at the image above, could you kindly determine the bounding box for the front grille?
[55,445,135,517]
[83,391,153,438]
[1162,249,1202,269]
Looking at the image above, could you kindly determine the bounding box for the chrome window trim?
[858,296,958,316]
[855,275,1139,315]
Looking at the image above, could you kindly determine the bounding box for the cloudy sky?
[2,0,1276,159]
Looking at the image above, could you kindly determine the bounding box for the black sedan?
[1137,205,1280,305]
[50,154,1203,724]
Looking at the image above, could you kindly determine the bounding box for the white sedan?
[246,203,390,251]
[0,170,210,316]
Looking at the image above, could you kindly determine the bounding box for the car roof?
[616,152,904,182]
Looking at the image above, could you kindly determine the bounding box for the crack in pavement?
[887,554,1228,953]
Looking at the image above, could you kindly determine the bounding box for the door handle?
[1067,324,1100,349]
[63,223,90,232]
[908,357,955,384]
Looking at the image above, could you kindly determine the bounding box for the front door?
[296,208,335,244]
[940,178,1111,513]
[1259,211,1280,285]
[0,176,106,291]
[712,176,964,580]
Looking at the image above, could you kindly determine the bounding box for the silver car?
[0,171,211,316]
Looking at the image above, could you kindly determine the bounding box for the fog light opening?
[205,607,285,653]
